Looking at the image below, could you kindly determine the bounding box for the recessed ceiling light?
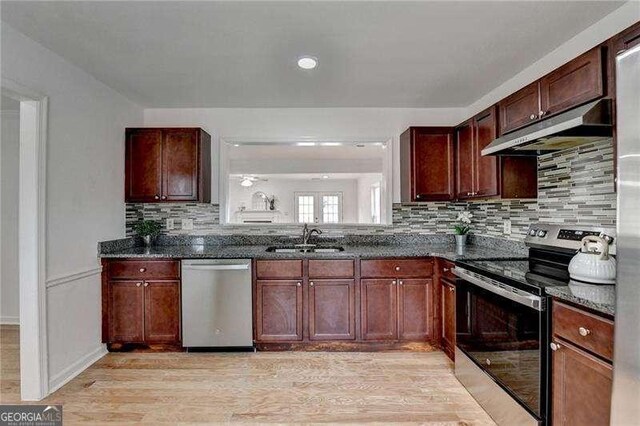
[297,56,318,70]
[322,175,329,179]
[321,142,342,146]
[296,142,316,146]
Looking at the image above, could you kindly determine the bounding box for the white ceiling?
[1,1,625,108]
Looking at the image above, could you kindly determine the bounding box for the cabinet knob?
[466,192,472,196]
[310,282,314,287]
[154,195,160,200]
[144,282,149,287]
[297,282,301,287]
[161,196,167,200]
[550,342,561,351]
[530,114,537,120]
[449,287,455,292]
[485,358,491,366]
[443,268,450,272]
[416,194,421,199]
[139,268,146,272]
[539,110,546,117]
[392,280,397,285]
[399,280,403,285]
[395,266,400,271]
[136,282,142,287]
[578,327,591,337]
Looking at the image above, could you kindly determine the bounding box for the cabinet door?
[162,129,199,201]
[109,281,145,343]
[125,129,163,202]
[144,281,181,344]
[499,82,540,134]
[540,47,603,118]
[308,279,355,341]
[361,279,397,340]
[473,107,499,198]
[441,279,456,360]
[409,129,455,201]
[398,279,432,341]
[552,340,612,426]
[455,121,474,199]
[256,280,303,341]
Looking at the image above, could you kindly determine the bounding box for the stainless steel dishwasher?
[181,259,253,349]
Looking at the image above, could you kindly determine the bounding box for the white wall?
[143,107,468,204]
[1,23,143,392]
[229,178,358,224]
[467,1,640,116]
[357,175,383,224]
[1,109,20,324]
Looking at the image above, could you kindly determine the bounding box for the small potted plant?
[453,211,473,247]
[133,220,162,246]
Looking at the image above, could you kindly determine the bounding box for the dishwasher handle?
[183,264,250,271]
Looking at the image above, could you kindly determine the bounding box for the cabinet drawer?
[108,260,180,280]
[438,259,456,281]
[553,301,614,361]
[308,259,355,278]
[361,259,433,278]
[256,260,303,279]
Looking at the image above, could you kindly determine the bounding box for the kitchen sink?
[266,245,345,253]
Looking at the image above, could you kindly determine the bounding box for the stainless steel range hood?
[482,99,613,156]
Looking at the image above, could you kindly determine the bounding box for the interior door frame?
[2,77,49,401]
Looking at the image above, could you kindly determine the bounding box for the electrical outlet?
[182,218,194,230]
[166,218,175,230]
[503,220,512,235]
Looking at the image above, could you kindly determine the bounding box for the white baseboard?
[1,316,20,325]
[48,344,107,394]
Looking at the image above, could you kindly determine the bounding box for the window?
[295,192,343,224]
[371,184,381,224]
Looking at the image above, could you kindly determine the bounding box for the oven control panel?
[525,224,616,255]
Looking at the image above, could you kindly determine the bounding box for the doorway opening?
[1,79,48,401]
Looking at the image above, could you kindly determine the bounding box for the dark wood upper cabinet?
[398,279,432,341]
[499,82,541,135]
[361,279,398,341]
[308,279,356,341]
[540,47,603,118]
[125,128,211,203]
[255,280,303,342]
[474,108,499,198]
[400,127,455,202]
[144,280,181,344]
[455,121,474,199]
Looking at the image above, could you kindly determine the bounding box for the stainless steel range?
[453,224,616,426]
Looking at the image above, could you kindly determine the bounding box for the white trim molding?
[48,345,107,394]
[46,266,102,289]
[1,316,20,325]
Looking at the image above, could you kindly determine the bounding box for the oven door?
[454,267,544,419]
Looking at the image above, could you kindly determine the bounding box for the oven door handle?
[453,267,545,311]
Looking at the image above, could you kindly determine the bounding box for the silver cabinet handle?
[394,266,400,271]
[550,342,561,351]
[136,282,142,287]
[443,268,450,272]
[154,195,160,200]
[530,114,537,120]
[392,280,397,285]
[485,359,491,366]
[539,110,546,117]
[143,282,149,287]
[296,282,301,287]
[161,196,167,200]
[578,327,591,337]
[310,281,314,287]
[139,268,146,272]
[466,192,472,196]
[448,287,455,292]
[398,280,403,285]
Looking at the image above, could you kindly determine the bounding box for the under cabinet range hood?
[482,99,613,156]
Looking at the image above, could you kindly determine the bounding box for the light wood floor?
[1,325,494,424]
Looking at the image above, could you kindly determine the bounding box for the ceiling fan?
[232,175,268,187]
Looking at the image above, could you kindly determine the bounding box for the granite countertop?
[98,242,522,262]
[546,285,615,317]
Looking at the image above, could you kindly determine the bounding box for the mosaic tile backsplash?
[126,140,616,241]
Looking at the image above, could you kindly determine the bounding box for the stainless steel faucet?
[301,223,322,246]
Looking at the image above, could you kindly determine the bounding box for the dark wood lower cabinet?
[440,279,456,361]
[309,279,356,340]
[144,281,181,343]
[398,279,432,341]
[109,281,145,343]
[552,339,613,426]
[255,279,303,342]
[361,279,398,341]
